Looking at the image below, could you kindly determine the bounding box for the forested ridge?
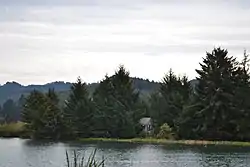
[1,47,250,141]
[0,77,160,105]
[0,77,161,123]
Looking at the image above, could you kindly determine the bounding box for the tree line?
[2,47,250,141]
[19,66,148,139]
[0,95,25,123]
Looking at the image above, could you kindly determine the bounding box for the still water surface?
[0,138,250,167]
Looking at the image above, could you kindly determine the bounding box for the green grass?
[79,138,250,147]
[66,149,105,167]
[1,123,250,148]
[0,122,27,138]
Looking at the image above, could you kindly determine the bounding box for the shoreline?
[78,138,250,147]
[1,136,250,147]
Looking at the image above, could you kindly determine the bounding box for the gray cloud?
[0,0,250,84]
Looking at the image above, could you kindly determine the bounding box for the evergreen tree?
[111,65,141,138]
[22,90,50,136]
[150,69,191,134]
[64,77,93,137]
[92,75,114,137]
[0,105,4,123]
[93,65,143,138]
[45,89,66,139]
[232,50,250,140]
[179,48,240,140]
[2,99,18,123]
[22,90,64,139]
[47,88,59,105]
[39,100,64,139]
[16,94,26,120]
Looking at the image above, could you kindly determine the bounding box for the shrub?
[156,123,174,139]
[0,122,28,137]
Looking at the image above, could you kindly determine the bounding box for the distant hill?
[0,78,161,105]
[0,78,198,105]
[0,81,71,104]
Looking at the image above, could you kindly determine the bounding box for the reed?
[66,149,105,167]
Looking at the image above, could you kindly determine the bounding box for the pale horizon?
[1,0,250,85]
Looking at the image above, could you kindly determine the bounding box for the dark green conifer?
[150,69,190,134]
[179,48,240,140]
[93,65,143,138]
[64,77,93,137]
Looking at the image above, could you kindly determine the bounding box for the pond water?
[0,138,250,167]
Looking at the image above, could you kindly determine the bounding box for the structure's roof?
[139,117,152,125]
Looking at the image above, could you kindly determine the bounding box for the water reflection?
[198,152,249,167]
[1,138,250,167]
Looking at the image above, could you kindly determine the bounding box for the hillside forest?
[1,47,250,141]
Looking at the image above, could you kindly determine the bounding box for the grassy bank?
[1,124,250,147]
[0,122,28,138]
[79,138,250,147]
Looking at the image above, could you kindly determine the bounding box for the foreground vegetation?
[1,122,250,147]
[2,122,250,147]
[66,149,105,167]
[0,122,26,137]
[1,47,250,142]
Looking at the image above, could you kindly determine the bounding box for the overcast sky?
[0,0,250,85]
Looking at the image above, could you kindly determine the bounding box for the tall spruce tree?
[64,77,93,138]
[0,105,2,120]
[150,69,191,134]
[233,50,250,140]
[22,90,50,138]
[92,75,114,137]
[40,101,63,139]
[179,48,240,140]
[93,65,143,138]
[2,99,18,123]
[47,88,59,105]
[45,89,65,139]
[22,90,64,139]
[17,94,26,120]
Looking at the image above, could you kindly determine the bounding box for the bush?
[156,123,174,139]
[0,122,28,138]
